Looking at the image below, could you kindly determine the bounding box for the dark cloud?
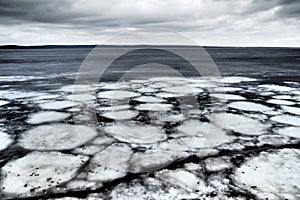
[0,0,299,46]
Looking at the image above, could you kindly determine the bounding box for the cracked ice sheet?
[0,151,89,198]
[233,148,300,200]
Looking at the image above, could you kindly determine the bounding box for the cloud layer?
[0,0,299,46]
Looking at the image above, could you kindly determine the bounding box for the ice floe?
[204,157,230,171]
[266,99,295,105]
[228,101,273,113]
[103,122,167,144]
[129,150,176,173]
[162,86,204,94]
[210,93,246,100]
[66,94,96,102]
[213,76,257,83]
[100,110,139,120]
[40,101,78,110]
[213,113,269,135]
[275,127,300,139]
[281,105,300,115]
[258,84,295,92]
[271,115,300,126]
[234,148,300,199]
[156,169,206,192]
[19,124,98,150]
[26,111,71,124]
[97,90,140,99]
[0,100,9,106]
[273,95,293,100]
[135,103,173,111]
[212,87,243,92]
[0,131,12,151]
[133,96,165,103]
[97,104,130,111]
[87,144,132,182]
[155,92,185,98]
[1,151,88,197]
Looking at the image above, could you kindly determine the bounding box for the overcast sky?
[0,0,299,46]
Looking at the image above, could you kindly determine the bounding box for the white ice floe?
[266,99,295,105]
[176,121,225,137]
[103,122,167,144]
[204,157,230,171]
[97,90,140,99]
[26,111,71,124]
[258,84,295,92]
[66,94,96,102]
[60,85,94,93]
[66,179,102,191]
[281,105,300,116]
[19,124,98,150]
[0,100,9,106]
[156,113,185,122]
[135,103,173,111]
[273,95,293,100]
[228,101,272,113]
[87,144,132,182]
[234,148,300,199]
[213,113,269,135]
[100,83,130,90]
[210,93,246,100]
[271,115,300,126]
[162,86,204,94]
[156,169,207,192]
[275,127,300,139]
[129,150,176,173]
[100,110,139,120]
[213,76,257,83]
[136,87,157,93]
[0,131,12,151]
[133,96,165,103]
[39,101,78,110]
[155,92,185,98]
[212,87,242,92]
[0,90,46,100]
[98,104,130,111]
[1,151,88,197]
[33,94,60,100]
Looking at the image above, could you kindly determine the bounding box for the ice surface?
[273,95,293,100]
[228,101,273,113]
[275,127,300,139]
[213,76,257,83]
[133,96,165,103]
[19,124,98,150]
[271,115,300,126]
[1,151,88,197]
[129,150,176,173]
[213,113,269,135]
[281,105,300,115]
[66,94,96,102]
[234,148,300,199]
[210,93,246,100]
[135,103,173,111]
[0,100,9,106]
[40,101,78,110]
[0,131,12,151]
[162,86,204,94]
[100,110,139,120]
[212,87,242,92]
[61,85,94,93]
[26,111,71,124]
[204,157,230,171]
[156,169,206,192]
[103,122,167,144]
[87,144,132,182]
[97,105,131,111]
[97,90,140,99]
[258,84,295,92]
[266,99,295,105]
[155,92,185,98]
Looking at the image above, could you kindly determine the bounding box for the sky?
[0,0,299,47]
